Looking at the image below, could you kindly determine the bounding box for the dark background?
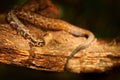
[0,0,120,80]
[52,0,120,38]
[0,63,120,80]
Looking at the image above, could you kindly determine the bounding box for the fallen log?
[0,24,120,73]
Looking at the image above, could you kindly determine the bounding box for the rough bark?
[0,24,120,73]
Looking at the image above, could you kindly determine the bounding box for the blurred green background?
[0,0,120,80]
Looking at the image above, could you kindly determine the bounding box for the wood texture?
[0,24,120,73]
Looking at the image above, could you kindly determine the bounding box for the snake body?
[7,10,45,46]
[7,10,95,68]
[14,10,94,52]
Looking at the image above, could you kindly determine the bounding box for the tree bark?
[0,24,120,73]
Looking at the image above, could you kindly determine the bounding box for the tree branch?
[0,24,120,73]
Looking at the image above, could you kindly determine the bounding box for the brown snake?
[7,10,95,69]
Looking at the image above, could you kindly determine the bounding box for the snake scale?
[6,9,95,69]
